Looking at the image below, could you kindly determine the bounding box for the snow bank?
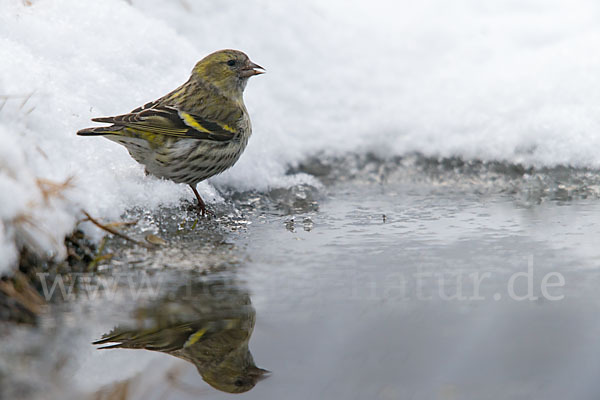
[2,0,600,272]
[0,0,196,273]
[133,0,600,173]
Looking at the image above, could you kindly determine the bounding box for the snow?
[2,0,600,273]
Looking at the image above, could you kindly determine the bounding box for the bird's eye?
[234,379,245,387]
[227,60,236,66]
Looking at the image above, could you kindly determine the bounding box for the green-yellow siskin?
[93,281,269,393]
[77,49,264,215]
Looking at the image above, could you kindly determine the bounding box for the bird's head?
[199,346,270,393]
[192,49,264,98]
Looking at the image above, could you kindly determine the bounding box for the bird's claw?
[198,205,215,218]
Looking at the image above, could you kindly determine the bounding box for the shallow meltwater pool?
[245,182,600,400]
[3,160,600,400]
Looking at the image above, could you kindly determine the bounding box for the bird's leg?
[189,185,211,217]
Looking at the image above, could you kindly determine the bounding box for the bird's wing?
[93,322,199,351]
[92,103,237,142]
[93,319,229,351]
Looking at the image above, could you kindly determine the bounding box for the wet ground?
[2,154,600,400]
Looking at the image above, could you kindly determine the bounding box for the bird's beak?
[241,61,265,78]
[249,366,271,381]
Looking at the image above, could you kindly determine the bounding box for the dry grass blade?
[0,93,35,113]
[81,210,155,249]
[0,271,46,315]
[36,176,74,202]
[87,237,113,271]
[13,213,63,251]
[145,234,166,246]
[105,220,139,228]
[92,379,131,400]
[19,92,34,109]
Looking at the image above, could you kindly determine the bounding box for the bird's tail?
[77,126,118,136]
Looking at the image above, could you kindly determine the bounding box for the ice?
[2,0,600,273]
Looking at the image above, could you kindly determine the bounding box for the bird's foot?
[186,202,214,217]
[197,204,215,218]
[188,184,214,218]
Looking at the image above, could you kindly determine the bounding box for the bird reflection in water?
[93,279,268,394]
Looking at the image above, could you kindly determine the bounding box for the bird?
[93,281,269,393]
[77,49,264,216]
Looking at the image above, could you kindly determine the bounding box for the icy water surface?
[3,156,600,400]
